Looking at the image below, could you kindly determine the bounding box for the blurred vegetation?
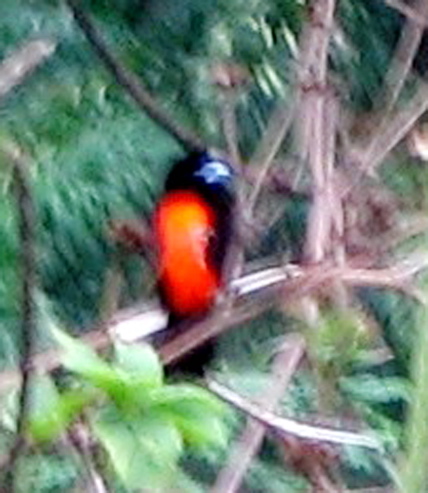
[1,0,428,491]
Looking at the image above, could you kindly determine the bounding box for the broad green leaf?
[148,384,225,413]
[29,388,95,443]
[114,342,163,388]
[132,412,184,465]
[93,405,182,490]
[51,326,129,399]
[148,385,228,448]
[52,326,112,379]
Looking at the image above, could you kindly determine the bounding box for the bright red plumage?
[154,190,220,318]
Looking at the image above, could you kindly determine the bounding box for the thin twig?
[207,380,380,449]
[65,0,204,152]
[211,334,305,493]
[352,78,428,177]
[0,146,37,491]
[97,251,123,331]
[382,0,428,112]
[220,93,241,168]
[0,39,56,101]
[351,0,428,186]
[385,0,428,27]
[68,424,111,493]
[326,96,350,310]
[246,100,297,216]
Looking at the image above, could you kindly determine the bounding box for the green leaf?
[148,385,229,448]
[93,405,182,490]
[51,326,130,400]
[29,387,95,443]
[52,326,112,379]
[114,342,163,388]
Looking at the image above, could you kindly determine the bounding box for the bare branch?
[211,334,305,493]
[0,145,38,491]
[289,0,338,345]
[207,380,380,449]
[0,256,426,396]
[294,0,337,264]
[0,39,56,101]
[307,89,339,264]
[348,0,428,188]
[352,79,428,176]
[97,251,124,332]
[149,255,428,367]
[246,101,297,215]
[65,0,204,152]
[382,0,428,112]
[220,94,241,168]
[68,424,111,493]
[385,0,428,27]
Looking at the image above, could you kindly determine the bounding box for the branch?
[0,146,38,491]
[68,424,111,493]
[382,0,428,112]
[0,39,56,101]
[212,62,251,168]
[299,0,337,262]
[351,78,428,177]
[207,380,380,449]
[0,257,426,396]
[125,255,428,364]
[294,1,339,408]
[221,95,240,167]
[65,0,204,152]
[211,334,305,493]
[350,0,428,186]
[246,100,297,216]
[385,0,428,27]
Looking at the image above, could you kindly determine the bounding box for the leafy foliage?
[27,327,228,490]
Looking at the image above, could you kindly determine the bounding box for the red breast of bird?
[153,189,220,318]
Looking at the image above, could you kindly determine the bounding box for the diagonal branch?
[0,145,38,491]
[385,0,428,27]
[347,0,428,184]
[220,94,241,168]
[351,79,428,177]
[246,100,297,216]
[382,0,428,112]
[65,0,204,152]
[0,39,56,102]
[207,380,380,449]
[211,334,305,493]
[68,424,111,493]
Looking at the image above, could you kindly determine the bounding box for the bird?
[152,151,236,373]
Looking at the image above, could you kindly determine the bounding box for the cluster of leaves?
[25,327,229,491]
